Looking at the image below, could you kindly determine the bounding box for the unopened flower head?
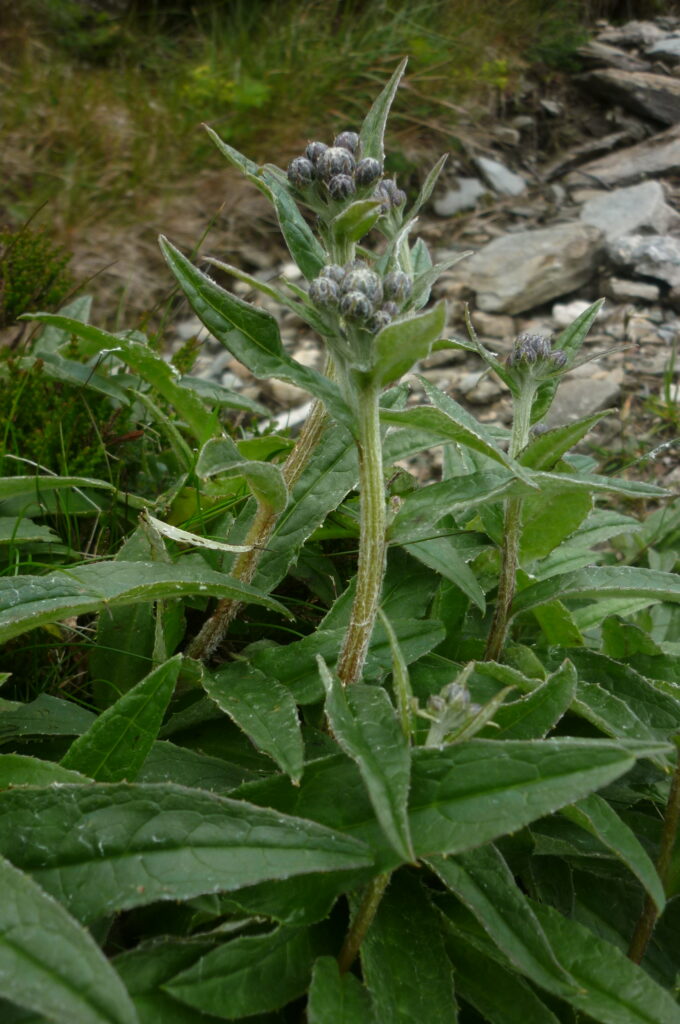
[342,267,383,306]
[383,270,413,305]
[327,174,356,201]
[333,131,360,154]
[355,157,382,187]
[305,140,328,165]
[287,156,315,189]
[317,146,356,181]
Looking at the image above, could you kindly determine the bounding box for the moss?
[0,227,75,328]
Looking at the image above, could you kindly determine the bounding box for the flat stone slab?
[461,222,604,315]
[579,181,680,241]
[578,69,680,126]
[564,123,680,187]
[607,234,680,291]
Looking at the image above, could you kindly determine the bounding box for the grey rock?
[579,181,680,242]
[491,126,521,146]
[578,69,680,126]
[544,129,641,181]
[434,178,487,215]
[646,36,680,64]
[461,223,604,315]
[577,39,652,72]
[552,299,593,328]
[607,234,680,291]
[564,123,680,187]
[604,277,661,303]
[543,370,623,428]
[474,156,527,196]
[470,311,515,340]
[596,20,667,48]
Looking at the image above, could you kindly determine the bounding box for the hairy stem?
[484,385,534,662]
[336,381,386,686]
[338,873,390,974]
[628,742,680,963]
[186,397,328,661]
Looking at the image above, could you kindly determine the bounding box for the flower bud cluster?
[308,261,413,334]
[287,129,385,207]
[506,333,566,369]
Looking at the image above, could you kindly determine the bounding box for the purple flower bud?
[341,267,383,306]
[381,301,400,318]
[309,276,340,307]
[305,140,328,165]
[551,349,567,367]
[507,333,554,367]
[368,309,393,333]
[327,174,356,201]
[383,270,413,304]
[287,156,315,189]
[340,290,372,321]
[317,146,355,181]
[355,157,382,187]
[319,263,345,284]
[333,131,359,153]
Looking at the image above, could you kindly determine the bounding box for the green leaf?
[445,934,560,1024]
[239,739,666,869]
[360,872,457,1023]
[159,237,352,429]
[481,660,577,740]
[319,660,414,862]
[330,198,383,244]
[359,57,408,163]
[0,854,138,1024]
[202,663,304,782]
[0,517,58,546]
[23,314,220,445]
[435,846,680,1024]
[260,170,327,280]
[115,935,225,1024]
[519,489,592,562]
[532,600,585,646]
[308,957,375,1024]
[60,656,181,782]
[0,560,288,644]
[512,565,680,620]
[430,845,572,996]
[530,899,680,1024]
[531,300,604,423]
[561,793,665,911]
[403,534,485,611]
[0,754,89,787]
[389,471,516,542]
[372,301,446,387]
[520,411,613,470]
[164,926,316,1018]
[138,740,251,792]
[0,783,374,923]
[0,694,95,744]
[196,437,288,513]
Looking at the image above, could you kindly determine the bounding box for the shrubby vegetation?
[0,59,679,1022]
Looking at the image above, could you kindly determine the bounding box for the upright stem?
[337,873,390,973]
[335,380,386,687]
[186,397,328,661]
[628,742,680,963]
[484,385,534,662]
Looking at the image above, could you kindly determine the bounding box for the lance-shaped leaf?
[164,925,318,1019]
[403,534,485,611]
[0,560,288,644]
[0,783,374,923]
[141,511,251,554]
[520,411,613,470]
[430,846,574,997]
[196,437,288,513]
[308,957,375,1024]
[479,660,577,740]
[60,656,181,782]
[444,933,561,1024]
[0,475,147,513]
[434,846,680,1024]
[0,694,95,745]
[359,872,457,1023]
[359,57,408,163]
[561,793,665,911]
[512,565,680,620]
[519,488,593,563]
[159,237,352,429]
[202,663,304,783]
[22,314,220,445]
[531,299,604,424]
[260,168,327,280]
[372,301,446,387]
[0,855,138,1024]
[331,198,383,244]
[319,658,414,862]
[389,471,516,543]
